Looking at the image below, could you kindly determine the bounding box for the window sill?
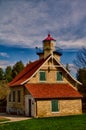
[39,81,46,82]
[52,111,59,113]
[56,81,65,83]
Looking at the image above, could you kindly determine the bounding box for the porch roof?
[25,83,82,99]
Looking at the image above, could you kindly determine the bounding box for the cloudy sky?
[0,0,86,75]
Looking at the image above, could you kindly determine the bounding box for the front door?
[29,99,31,117]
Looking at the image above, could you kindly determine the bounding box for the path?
[0,113,30,124]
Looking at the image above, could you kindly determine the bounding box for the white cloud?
[0,0,86,48]
[0,52,9,58]
[57,38,86,49]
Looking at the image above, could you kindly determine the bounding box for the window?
[51,99,59,112]
[39,71,46,81]
[56,71,63,81]
[13,91,16,102]
[18,90,21,102]
[9,93,11,102]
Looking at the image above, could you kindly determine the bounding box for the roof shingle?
[25,83,82,99]
[9,56,50,86]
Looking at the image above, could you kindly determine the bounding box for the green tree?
[0,68,4,80]
[0,81,10,100]
[12,61,24,78]
[77,68,86,112]
[77,68,86,96]
[5,66,12,82]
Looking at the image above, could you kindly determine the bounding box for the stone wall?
[28,58,77,90]
[7,86,25,115]
[36,99,82,117]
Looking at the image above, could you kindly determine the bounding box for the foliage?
[0,80,10,100]
[77,68,86,97]
[0,60,24,100]
[74,47,86,97]
[77,68,86,86]
[4,66,12,82]
[0,60,24,82]
[12,61,24,78]
[0,68,4,80]
[0,114,86,130]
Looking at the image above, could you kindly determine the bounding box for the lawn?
[0,114,86,130]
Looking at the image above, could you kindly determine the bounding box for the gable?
[53,56,82,85]
[9,55,51,86]
[9,54,82,87]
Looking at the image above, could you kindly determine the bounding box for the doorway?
[29,99,31,117]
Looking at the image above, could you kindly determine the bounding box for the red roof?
[9,56,50,86]
[43,34,56,41]
[25,83,82,99]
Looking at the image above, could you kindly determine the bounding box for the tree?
[74,47,86,68]
[77,68,86,112]
[12,61,24,78]
[0,68,4,80]
[5,66,12,82]
[74,47,86,96]
[77,68,86,96]
[0,81,10,100]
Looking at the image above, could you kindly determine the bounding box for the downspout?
[35,99,38,118]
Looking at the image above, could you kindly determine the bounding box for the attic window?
[56,71,63,81]
[39,71,46,81]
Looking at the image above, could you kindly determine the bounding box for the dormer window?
[56,71,63,81]
[39,71,46,81]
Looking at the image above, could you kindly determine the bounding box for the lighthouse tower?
[37,34,62,61]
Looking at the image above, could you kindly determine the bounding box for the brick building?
[7,34,82,117]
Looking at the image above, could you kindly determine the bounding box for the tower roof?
[43,34,56,42]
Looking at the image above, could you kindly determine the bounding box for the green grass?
[0,114,86,130]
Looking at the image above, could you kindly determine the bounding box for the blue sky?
[0,0,86,76]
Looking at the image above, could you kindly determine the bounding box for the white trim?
[21,55,52,85]
[25,95,35,117]
[21,55,82,85]
[53,56,82,85]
